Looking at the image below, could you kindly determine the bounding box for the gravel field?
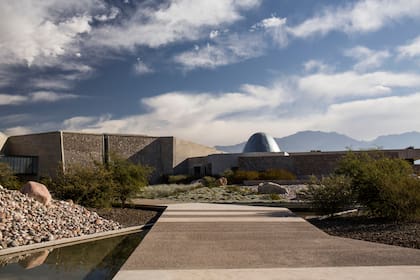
[309,217,420,249]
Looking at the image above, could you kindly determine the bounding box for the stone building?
[0,131,220,183]
[1,131,420,183]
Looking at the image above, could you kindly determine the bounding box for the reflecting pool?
[0,230,147,280]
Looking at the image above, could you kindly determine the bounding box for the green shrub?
[269,193,282,200]
[0,162,21,190]
[335,151,420,220]
[230,170,259,184]
[167,174,192,184]
[259,169,296,180]
[305,175,355,215]
[48,157,151,208]
[202,176,217,188]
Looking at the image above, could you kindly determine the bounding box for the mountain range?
[215,131,420,153]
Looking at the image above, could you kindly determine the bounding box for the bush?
[305,175,355,215]
[335,151,420,220]
[259,169,296,180]
[0,162,21,190]
[167,174,192,184]
[202,176,217,188]
[48,157,151,208]
[230,170,259,184]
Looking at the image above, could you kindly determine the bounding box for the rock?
[19,250,50,269]
[215,177,228,186]
[191,179,205,186]
[21,181,52,206]
[258,182,288,195]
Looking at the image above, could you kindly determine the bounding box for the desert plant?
[259,169,296,180]
[48,157,151,208]
[230,170,259,184]
[167,174,193,184]
[305,175,355,215]
[335,151,420,220]
[0,162,21,190]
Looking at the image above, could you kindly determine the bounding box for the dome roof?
[243,132,281,153]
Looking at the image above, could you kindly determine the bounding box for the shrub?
[107,156,152,207]
[305,175,355,215]
[48,157,151,208]
[202,176,217,188]
[230,170,259,184]
[167,174,192,184]
[335,151,420,220]
[0,162,21,190]
[259,169,296,180]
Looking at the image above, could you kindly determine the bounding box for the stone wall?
[62,132,103,170]
[0,132,7,152]
[173,138,221,175]
[238,154,294,173]
[107,134,174,183]
[2,132,62,178]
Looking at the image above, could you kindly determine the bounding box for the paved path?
[114,203,420,279]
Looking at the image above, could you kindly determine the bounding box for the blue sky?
[1,0,420,146]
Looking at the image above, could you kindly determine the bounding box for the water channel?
[0,230,147,280]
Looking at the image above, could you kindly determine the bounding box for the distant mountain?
[215,131,420,153]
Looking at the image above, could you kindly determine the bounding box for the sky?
[1,0,420,146]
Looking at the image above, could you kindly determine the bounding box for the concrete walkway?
[114,203,420,279]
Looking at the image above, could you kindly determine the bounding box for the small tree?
[107,156,152,207]
[305,175,355,215]
[335,151,420,220]
[0,162,20,190]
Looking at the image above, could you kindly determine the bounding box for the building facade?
[0,131,220,183]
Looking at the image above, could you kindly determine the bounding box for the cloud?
[251,16,288,47]
[0,1,93,66]
[397,35,420,58]
[61,81,291,145]
[90,0,261,50]
[298,71,420,99]
[133,60,154,75]
[311,93,420,140]
[288,0,420,38]
[344,46,390,72]
[0,94,27,106]
[303,60,332,73]
[3,126,32,136]
[174,33,265,70]
[0,91,78,105]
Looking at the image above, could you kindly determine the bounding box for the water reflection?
[0,231,146,280]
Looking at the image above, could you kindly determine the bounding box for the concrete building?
[1,131,420,183]
[0,131,220,183]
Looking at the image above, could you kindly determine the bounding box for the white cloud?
[90,0,261,49]
[344,46,390,72]
[298,71,420,99]
[174,33,265,70]
[0,1,93,66]
[251,16,288,47]
[288,0,420,38]
[61,81,291,145]
[133,60,154,75]
[398,35,420,58]
[29,91,78,102]
[0,94,28,106]
[0,91,78,105]
[94,6,119,22]
[303,60,331,73]
[311,93,420,140]
[209,30,219,39]
[3,126,32,136]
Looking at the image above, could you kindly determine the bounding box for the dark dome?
[243,132,281,153]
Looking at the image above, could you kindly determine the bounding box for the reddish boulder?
[21,181,52,205]
[215,177,228,187]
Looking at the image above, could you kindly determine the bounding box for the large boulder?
[258,182,288,195]
[215,177,228,187]
[21,181,52,206]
